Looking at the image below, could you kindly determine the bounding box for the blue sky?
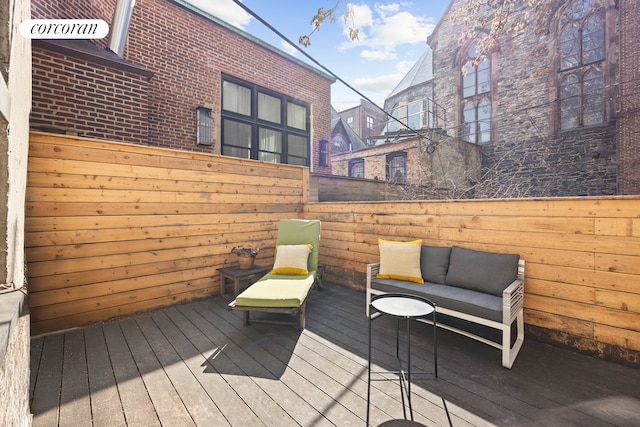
[185,0,449,111]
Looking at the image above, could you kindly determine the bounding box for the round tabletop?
[371,295,434,318]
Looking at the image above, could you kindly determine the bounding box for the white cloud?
[361,48,396,61]
[354,73,404,95]
[186,0,251,29]
[371,12,433,47]
[395,60,416,74]
[375,3,401,17]
[341,3,434,61]
[280,40,299,57]
[348,3,374,32]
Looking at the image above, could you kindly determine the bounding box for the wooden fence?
[26,132,640,365]
[302,199,640,365]
[26,132,308,334]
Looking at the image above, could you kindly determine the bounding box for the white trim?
[0,75,11,121]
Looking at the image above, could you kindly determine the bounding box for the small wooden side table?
[217,265,270,298]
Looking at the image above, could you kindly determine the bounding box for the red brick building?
[30,0,335,173]
[617,0,640,194]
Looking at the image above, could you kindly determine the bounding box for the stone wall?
[0,295,31,427]
[429,0,621,197]
[1,0,32,424]
[331,132,481,199]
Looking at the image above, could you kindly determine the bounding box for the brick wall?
[429,0,620,197]
[31,46,150,143]
[338,100,386,143]
[618,0,640,194]
[31,0,333,170]
[331,132,480,198]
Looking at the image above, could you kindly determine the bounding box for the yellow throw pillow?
[271,244,313,275]
[377,239,424,284]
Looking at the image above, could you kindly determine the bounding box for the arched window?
[558,0,606,129]
[460,42,491,144]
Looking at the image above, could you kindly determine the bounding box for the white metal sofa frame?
[366,259,525,369]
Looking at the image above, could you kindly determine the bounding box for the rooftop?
[30,284,640,426]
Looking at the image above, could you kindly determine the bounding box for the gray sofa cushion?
[445,246,520,297]
[371,278,502,322]
[420,245,451,285]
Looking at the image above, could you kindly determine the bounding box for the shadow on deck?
[30,284,640,426]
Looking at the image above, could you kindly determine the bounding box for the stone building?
[30,0,335,173]
[331,130,481,199]
[429,0,623,197]
[382,49,444,135]
[333,0,639,199]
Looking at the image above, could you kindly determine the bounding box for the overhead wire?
[228,0,640,152]
[228,0,439,149]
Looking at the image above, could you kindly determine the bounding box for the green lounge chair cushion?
[235,274,315,308]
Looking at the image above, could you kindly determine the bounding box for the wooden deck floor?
[30,284,640,426]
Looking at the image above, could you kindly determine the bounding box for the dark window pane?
[407,100,422,129]
[349,160,364,178]
[478,99,491,144]
[223,146,251,159]
[463,63,476,98]
[477,58,490,94]
[387,154,407,183]
[560,75,579,129]
[567,0,593,20]
[258,128,282,153]
[258,92,281,124]
[560,23,580,69]
[467,42,479,59]
[288,134,308,157]
[582,15,604,64]
[319,140,328,166]
[222,81,251,116]
[462,102,476,143]
[223,119,252,148]
[287,102,307,130]
[258,152,281,163]
[583,68,604,125]
[287,157,307,166]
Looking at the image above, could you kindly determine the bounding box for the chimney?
[109,0,136,57]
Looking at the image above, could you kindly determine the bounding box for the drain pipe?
[109,0,136,57]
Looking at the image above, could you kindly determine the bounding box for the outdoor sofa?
[366,242,525,368]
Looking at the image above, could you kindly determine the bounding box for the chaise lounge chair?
[228,219,321,329]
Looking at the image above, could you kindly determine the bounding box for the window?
[558,0,606,129]
[319,140,328,167]
[346,116,354,128]
[383,99,432,133]
[366,115,374,130]
[460,42,491,144]
[386,152,407,184]
[221,75,310,165]
[349,159,364,178]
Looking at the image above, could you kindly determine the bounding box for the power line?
[228,0,640,151]
[228,0,439,149]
